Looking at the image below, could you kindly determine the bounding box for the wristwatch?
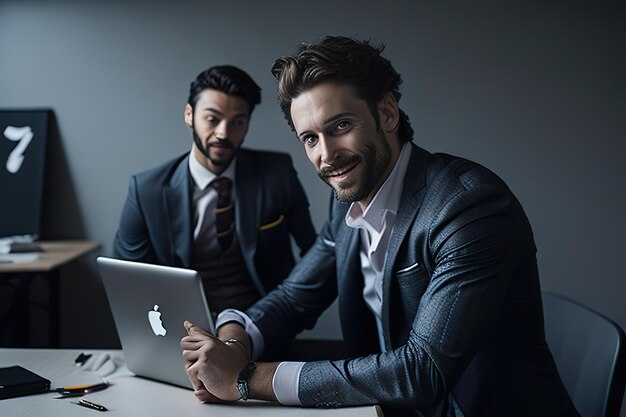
[236,362,256,401]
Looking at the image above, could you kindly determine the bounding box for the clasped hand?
[180,320,248,402]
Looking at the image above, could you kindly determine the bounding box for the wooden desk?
[0,241,100,272]
[0,241,100,347]
[0,348,384,417]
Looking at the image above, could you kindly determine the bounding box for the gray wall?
[1,1,623,349]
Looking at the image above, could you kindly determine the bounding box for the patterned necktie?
[211,177,234,251]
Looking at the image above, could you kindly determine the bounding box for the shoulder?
[424,152,513,203]
[238,148,293,165]
[418,151,526,243]
[237,148,296,179]
[402,147,523,234]
[132,153,188,184]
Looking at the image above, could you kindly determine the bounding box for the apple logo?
[148,304,167,336]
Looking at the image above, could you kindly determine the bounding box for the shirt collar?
[188,151,237,190]
[346,142,413,232]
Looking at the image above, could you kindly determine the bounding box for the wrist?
[218,323,252,361]
[224,338,250,362]
[248,362,279,402]
[236,362,256,401]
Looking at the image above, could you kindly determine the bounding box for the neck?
[360,138,403,207]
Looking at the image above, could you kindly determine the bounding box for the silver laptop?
[97,256,215,389]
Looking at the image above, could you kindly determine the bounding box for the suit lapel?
[381,145,431,347]
[336,218,360,292]
[234,150,263,292]
[164,155,192,268]
[335,205,380,355]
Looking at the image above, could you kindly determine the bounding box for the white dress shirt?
[345,141,412,350]
[216,143,413,405]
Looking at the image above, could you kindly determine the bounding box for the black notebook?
[0,366,50,399]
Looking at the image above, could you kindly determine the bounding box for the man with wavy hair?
[181,39,579,417]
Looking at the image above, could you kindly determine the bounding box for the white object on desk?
[0,253,40,263]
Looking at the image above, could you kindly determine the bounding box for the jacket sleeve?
[246,213,340,355]
[112,176,156,263]
[285,157,317,257]
[297,180,522,409]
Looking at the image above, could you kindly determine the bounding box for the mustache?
[206,140,235,150]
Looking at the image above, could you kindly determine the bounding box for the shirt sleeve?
[217,309,305,405]
[273,362,305,406]
[216,309,265,360]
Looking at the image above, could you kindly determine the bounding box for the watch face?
[236,380,247,400]
[236,362,256,401]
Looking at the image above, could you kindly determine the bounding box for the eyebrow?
[202,107,249,119]
[297,112,356,138]
[325,112,356,125]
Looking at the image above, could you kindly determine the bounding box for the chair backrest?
[543,292,626,417]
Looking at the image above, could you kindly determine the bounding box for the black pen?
[76,398,108,412]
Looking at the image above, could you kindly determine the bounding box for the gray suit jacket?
[113,148,316,296]
[247,144,579,417]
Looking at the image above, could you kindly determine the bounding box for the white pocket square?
[397,262,420,274]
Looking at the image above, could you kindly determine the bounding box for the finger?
[182,349,201,363]
[180,337,210,350]
[195,389,210,403]
[195,388,224,403]
[184,320,195,335]
[181,334,212,344]
[185,363,208,392]
[184,321,213,337]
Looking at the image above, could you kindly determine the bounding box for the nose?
[317,135,337,166]
[215,120,229,140]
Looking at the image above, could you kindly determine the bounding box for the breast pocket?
[395,261,428,289]
[394,261,430,328]
[255,213,291,288]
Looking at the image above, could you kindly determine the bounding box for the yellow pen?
[56,382,109,395]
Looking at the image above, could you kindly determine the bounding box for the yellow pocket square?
[259,214,285,231]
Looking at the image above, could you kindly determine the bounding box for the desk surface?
[0,240,100,272]
[0,348,383,417]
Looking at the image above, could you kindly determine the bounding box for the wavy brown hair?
[271,36,413,142]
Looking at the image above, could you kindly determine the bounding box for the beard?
[318,130,392,204]
[192,127,236,168]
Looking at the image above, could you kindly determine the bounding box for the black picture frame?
[0,110,51,238]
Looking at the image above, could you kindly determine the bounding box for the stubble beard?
[319,130,392,204]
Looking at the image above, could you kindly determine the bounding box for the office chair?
[542,292,626,417]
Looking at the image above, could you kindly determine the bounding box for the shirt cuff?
[215,309,265,360]
[272,362,305,406]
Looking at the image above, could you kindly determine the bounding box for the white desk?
[0,348,383,417]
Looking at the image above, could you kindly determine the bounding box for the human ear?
[377,92,400,133]
[184,104,193,128]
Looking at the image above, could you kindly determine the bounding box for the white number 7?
[4,126,33,174]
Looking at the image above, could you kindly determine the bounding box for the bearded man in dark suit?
[114,65,316,315]
[180,38,580,417]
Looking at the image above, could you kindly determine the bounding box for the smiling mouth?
[325,159,360,178]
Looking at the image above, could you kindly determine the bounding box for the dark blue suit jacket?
[113,148,316,296]
[247,145,579,417]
